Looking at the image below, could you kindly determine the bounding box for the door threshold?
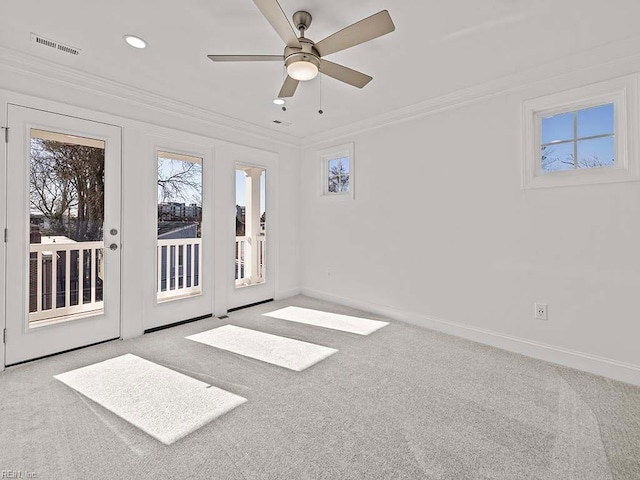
[227,298,274,313]
[144,313,213,334]
[5,337,120,368]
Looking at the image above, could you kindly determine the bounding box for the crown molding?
[304,32,640,147]
[0,46,299,147]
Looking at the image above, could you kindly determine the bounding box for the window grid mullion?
[572,111,578,168]
[541,132,614,148]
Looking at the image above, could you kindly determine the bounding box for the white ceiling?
[2,0,640,138]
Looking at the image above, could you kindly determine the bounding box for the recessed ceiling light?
[273,98,285,105]
[123,35,147,49]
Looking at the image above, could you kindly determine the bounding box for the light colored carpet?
[263,305,388,335]
[186,324,338,371]
[54,353,246,445]
[1,295,639,479]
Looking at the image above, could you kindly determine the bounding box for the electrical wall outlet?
[535,303,548,320]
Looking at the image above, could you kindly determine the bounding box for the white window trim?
[522,74,640,189]
[155,146,206,304]
[318,142,355,200]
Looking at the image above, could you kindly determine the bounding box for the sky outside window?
[541,103,614,172]
[327,156,350,193]
[236,169,266,215]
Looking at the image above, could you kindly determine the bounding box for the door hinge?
[1,126,7,143]
[3,228,6,243]
[3,328,6,344]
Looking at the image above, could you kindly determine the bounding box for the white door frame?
[141,131,215,331]
[217,144,279,311]
[4,104,122,365]
[0,107,7,372]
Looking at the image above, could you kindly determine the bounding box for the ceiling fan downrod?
[292,11,312,38]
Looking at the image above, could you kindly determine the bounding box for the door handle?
[109,243,118,251]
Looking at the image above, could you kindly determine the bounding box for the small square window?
[522,75,640,189]
[540,103,615,173]
[318,143,354,199]
[328,157,350,193]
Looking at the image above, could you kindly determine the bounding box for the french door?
[144,137,213,332]
[4,105,121,365]
[228,158,276,310]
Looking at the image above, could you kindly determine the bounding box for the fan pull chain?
[318,74,324,115]
[281,65,287,111]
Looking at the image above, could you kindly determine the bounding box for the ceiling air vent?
[31,33,82,56]
[272,120,291,127]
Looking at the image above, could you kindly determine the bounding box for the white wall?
[300,54,640,385]
[3,33,640,385]
[0,64,300,365]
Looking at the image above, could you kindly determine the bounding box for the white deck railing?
[30,235,259,321]
[235,236,247,282]
[157,238,202,301]
[29,241,104,322]
[235,235,265,286]
[257,236,266,281]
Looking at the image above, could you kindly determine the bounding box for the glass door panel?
[235,166,266,288]
[156,151,203,302]
[28,129,106,325]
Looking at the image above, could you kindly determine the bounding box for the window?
[328,157,350,193]
[28,129,106,323]
[235,165,266,288]
[156,151,203,302]
[541,103,614,172]
[522,75,639,188]
[318,142,355,199]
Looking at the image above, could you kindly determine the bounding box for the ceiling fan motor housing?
[284,38,320,73]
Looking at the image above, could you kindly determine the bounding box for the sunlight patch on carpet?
[263,306,388,335]
[54,354,246,445]
[186,325,337,371]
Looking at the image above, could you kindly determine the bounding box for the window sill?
[320,192,353,200]
[525,165,640,189]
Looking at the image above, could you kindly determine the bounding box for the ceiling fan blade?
[278,75,299,98]
[253,0,301,48]
[208,55,284,62]
[319,59,372,88]
[315,10,395,57]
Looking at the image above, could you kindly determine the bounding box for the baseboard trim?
[275,288,301,301]
[300,288,640,386]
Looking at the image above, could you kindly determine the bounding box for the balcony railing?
[29,241,104,323]
[157,238,202,301]
[29,235,260,322]
[235,235,265,286]
[257,236,266,281]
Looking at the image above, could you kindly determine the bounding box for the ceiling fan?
[208,0,395,99]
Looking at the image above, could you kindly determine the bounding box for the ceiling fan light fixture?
[273,98,286,105]
[287,61,318,81]
[285,53,320,81]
